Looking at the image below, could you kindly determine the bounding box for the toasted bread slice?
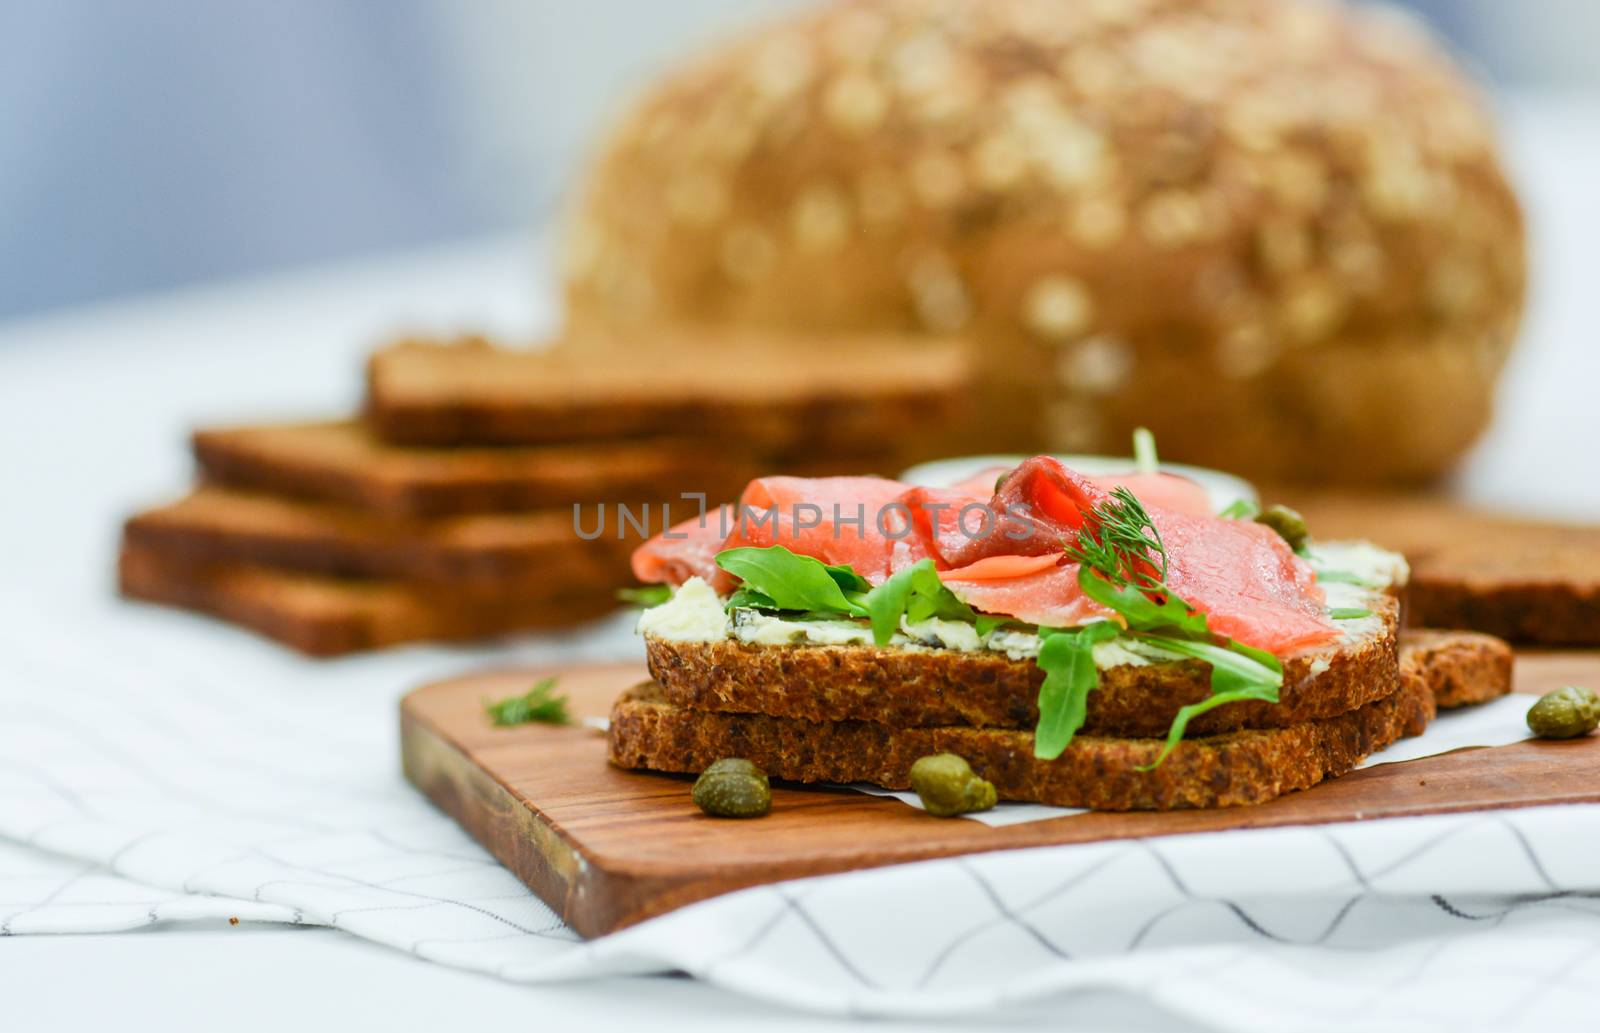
[609,675,1436,811]
[193,420,754,518]
[1399,628,1514,709]
[364,334,969,448]
[644,590,1399,738]
[1268,493,1598,647]
[1407,532,1600,647]
[118,540,614,656]
[124,486,634,586]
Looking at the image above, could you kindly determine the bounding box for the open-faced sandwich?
[609,440,1429,811]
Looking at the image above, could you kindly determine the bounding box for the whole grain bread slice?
[608,675,1436,811]
[1270,493,1600,647]
[1406,532,1600,647]
[364,334,970,448]
[1399,628,1514,709]
[124,486,635,586]
[644,592,1400,738]
[193,420,755,518]
[118,539,615,656]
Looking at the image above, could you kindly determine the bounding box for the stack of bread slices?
[118,333,969,655]
[611,563,1515,811]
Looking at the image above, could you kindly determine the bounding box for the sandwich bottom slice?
[609,675,1437,812]
[118,539,616,657]
[1400,628,1514,709]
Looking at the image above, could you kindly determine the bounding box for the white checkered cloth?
[2,586,1597,1030]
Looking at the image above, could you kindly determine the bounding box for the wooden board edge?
[401,699,742,936]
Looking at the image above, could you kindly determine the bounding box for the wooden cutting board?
[401,652,1600,938]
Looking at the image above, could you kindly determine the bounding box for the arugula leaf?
[861,559,976,646]
[974,614,1020,637]
[1216,498,1259,520]
[1329,607,1372,620]
[1129,635,1283,769]
[1076,567,1206,636]
[485,678,571,727]
[1132,633,1283,690]
[724,586,779,612]
[616,585,672,607]
[1138,685,1275,771]
[1073,564,1288,769]
[715,546,868,617]
[823,563,872,595]
[1033,622,1121,759]
[1314,569,1380,587]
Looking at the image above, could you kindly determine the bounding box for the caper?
[1526,686,1600,740]
[909,753,997,817]
[692,758,771,818]
[1255,504,1310,552]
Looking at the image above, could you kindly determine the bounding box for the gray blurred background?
[2,0,1596,319]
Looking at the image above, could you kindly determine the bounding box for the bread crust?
[1408,534,1600,646]
[1399,628,1514,709]
[124,486,635,586]
[193,420,754,518]
[117,539,615,656]
[364,336,968,450]
[562,0,1525,483]
[645,594,1399,737]
[608,675,1435,811]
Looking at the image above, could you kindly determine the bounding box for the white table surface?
[0,95,1594,1031]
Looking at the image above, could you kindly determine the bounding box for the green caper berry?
[1526,686,1600,740]
[1255,504,1310,552]
[692,758,771,818]
[909,753,997,817]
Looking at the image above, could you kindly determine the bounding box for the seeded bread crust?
[608,675,1436,811]
[644,593,1398,737]
[118,540,615,657]
[1399,628,1514,709]
[563,0,1525,484]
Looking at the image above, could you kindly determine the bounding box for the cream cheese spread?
[635,540,1403,663]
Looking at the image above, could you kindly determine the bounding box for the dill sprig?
[484,677,571,727]
[1065,486,1168,591]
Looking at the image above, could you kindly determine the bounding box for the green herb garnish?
[1054,489,1283,765]
[1328,607,1372,620]
[713,548,976,647]
[1217,498,1259,520]
[1065,485,1167,591]
[716,546,869,616]
[1033,622,1121,759]
[863,559,976,645]
[616,585,672,607]
[1132,426,1159,475]
[485,677,571,727]
[1128,635,1282,769]
[975,614,1021,637]
[709,484,1287,770]
[1314,569,1380,588]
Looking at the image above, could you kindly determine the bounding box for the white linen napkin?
[2,584,1596,1031]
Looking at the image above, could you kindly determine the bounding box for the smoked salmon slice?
[629,456,1337,654]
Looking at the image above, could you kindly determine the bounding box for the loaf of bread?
[562,0,1525,483]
